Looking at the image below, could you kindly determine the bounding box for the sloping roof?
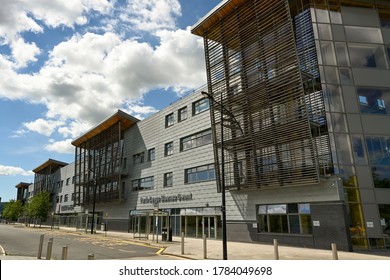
[33,158,69,173]
[191,0,246,36]
[15,182,31,189]
[71,110,139,147]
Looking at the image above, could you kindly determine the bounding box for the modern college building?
[19,0,390,251]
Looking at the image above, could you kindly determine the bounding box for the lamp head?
[201,91,210,98]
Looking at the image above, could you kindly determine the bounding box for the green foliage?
[2,200,24,222]
[25,191,51,221]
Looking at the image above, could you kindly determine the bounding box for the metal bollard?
[46,238,53,260]
[273,239,279,260]
[88,254,94,260]
[61,246,68,260]
[37,234,44,259]
[331,243,338,260]
[181,232,185,255]
[203,234,207,259]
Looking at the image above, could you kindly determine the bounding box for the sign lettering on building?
[140,193,193,205]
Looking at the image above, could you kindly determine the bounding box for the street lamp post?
[89,169,97,234]
[202,90,234,260]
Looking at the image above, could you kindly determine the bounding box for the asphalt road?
[0,223,173,260]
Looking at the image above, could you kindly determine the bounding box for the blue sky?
[0,0,221,202]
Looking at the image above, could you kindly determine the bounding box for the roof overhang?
[15,182,31,189]
[191,0,246,36]
[71,110,139,147]
[33,159,68,173]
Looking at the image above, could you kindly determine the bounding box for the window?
[133,152,144,165]
[178,106,188,122]
[257,203,312,234]
[366,136,390,165]
[148,148,155,161]
[372,166,390,188]
[164,172,173,187]
[66,178,70,186]
[193,98,210,115]
[181,129,212,151]
[64,194,69,202]
[185,164,215,183]
[165,113,174,127]
[165,142,173,156]
[71,193,75,201]
[357,87,390,115]
[348,43,388,69]
[378,204,390,237]
[132,176,154,191]
[345,26,383,44]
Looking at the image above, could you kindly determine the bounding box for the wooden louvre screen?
[201,0,320,190]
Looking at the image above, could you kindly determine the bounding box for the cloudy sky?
[0,0,221,202]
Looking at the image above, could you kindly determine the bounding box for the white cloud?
[0,1,207,154]
[122,0,181,33]
[11,37,41,68]
[45,139,74,154]
[0,0,113,69]
[0,165,34,176]
[23,118,65,137]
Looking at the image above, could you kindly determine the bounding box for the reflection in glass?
[335,42,350,66]
[348,203,366,237]
[332,113,348,132]
[336,165,358,188]
[345,26,383,44]
[324,66,339,83]
[379,204,390,237]
[320,41,337,65]
[357,87,390,115]
[289,215,300,233]
[351,135,367,164]
[269,215,288,233]
[325,85,344,112]
[316,8,330,23]
[267,204,287,214]
[301,215,313,234]
[366,136,390,165]
[318,24,332,40]
[299,203,311,214]
[339,68,353,84]
[372,166,390,188]
[334,134,354,164]
[349,44,388,69]
[345,188,360,202]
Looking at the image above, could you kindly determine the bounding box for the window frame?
[165,113,174,127]
[178,106,188,122]
[164,172,173,187]
[133,152,145,165]
[148,148,155,161]
[193,98,210,115]
[165,142,174,156]
[132,176,154,191]
[180,129,212,151]
[185,163,216,184]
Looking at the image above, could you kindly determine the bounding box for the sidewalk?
[1,225,390,260]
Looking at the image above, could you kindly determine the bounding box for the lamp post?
[89,169,97,234]
[202,90,242,260]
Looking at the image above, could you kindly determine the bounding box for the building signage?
[61,205,75,212]
[140,193,193,205]
[313,221,320,227]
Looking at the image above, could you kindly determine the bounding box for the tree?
[25,191,51,226]
[2,200,24,222]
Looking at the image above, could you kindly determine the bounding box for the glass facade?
[257,203,312,235]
